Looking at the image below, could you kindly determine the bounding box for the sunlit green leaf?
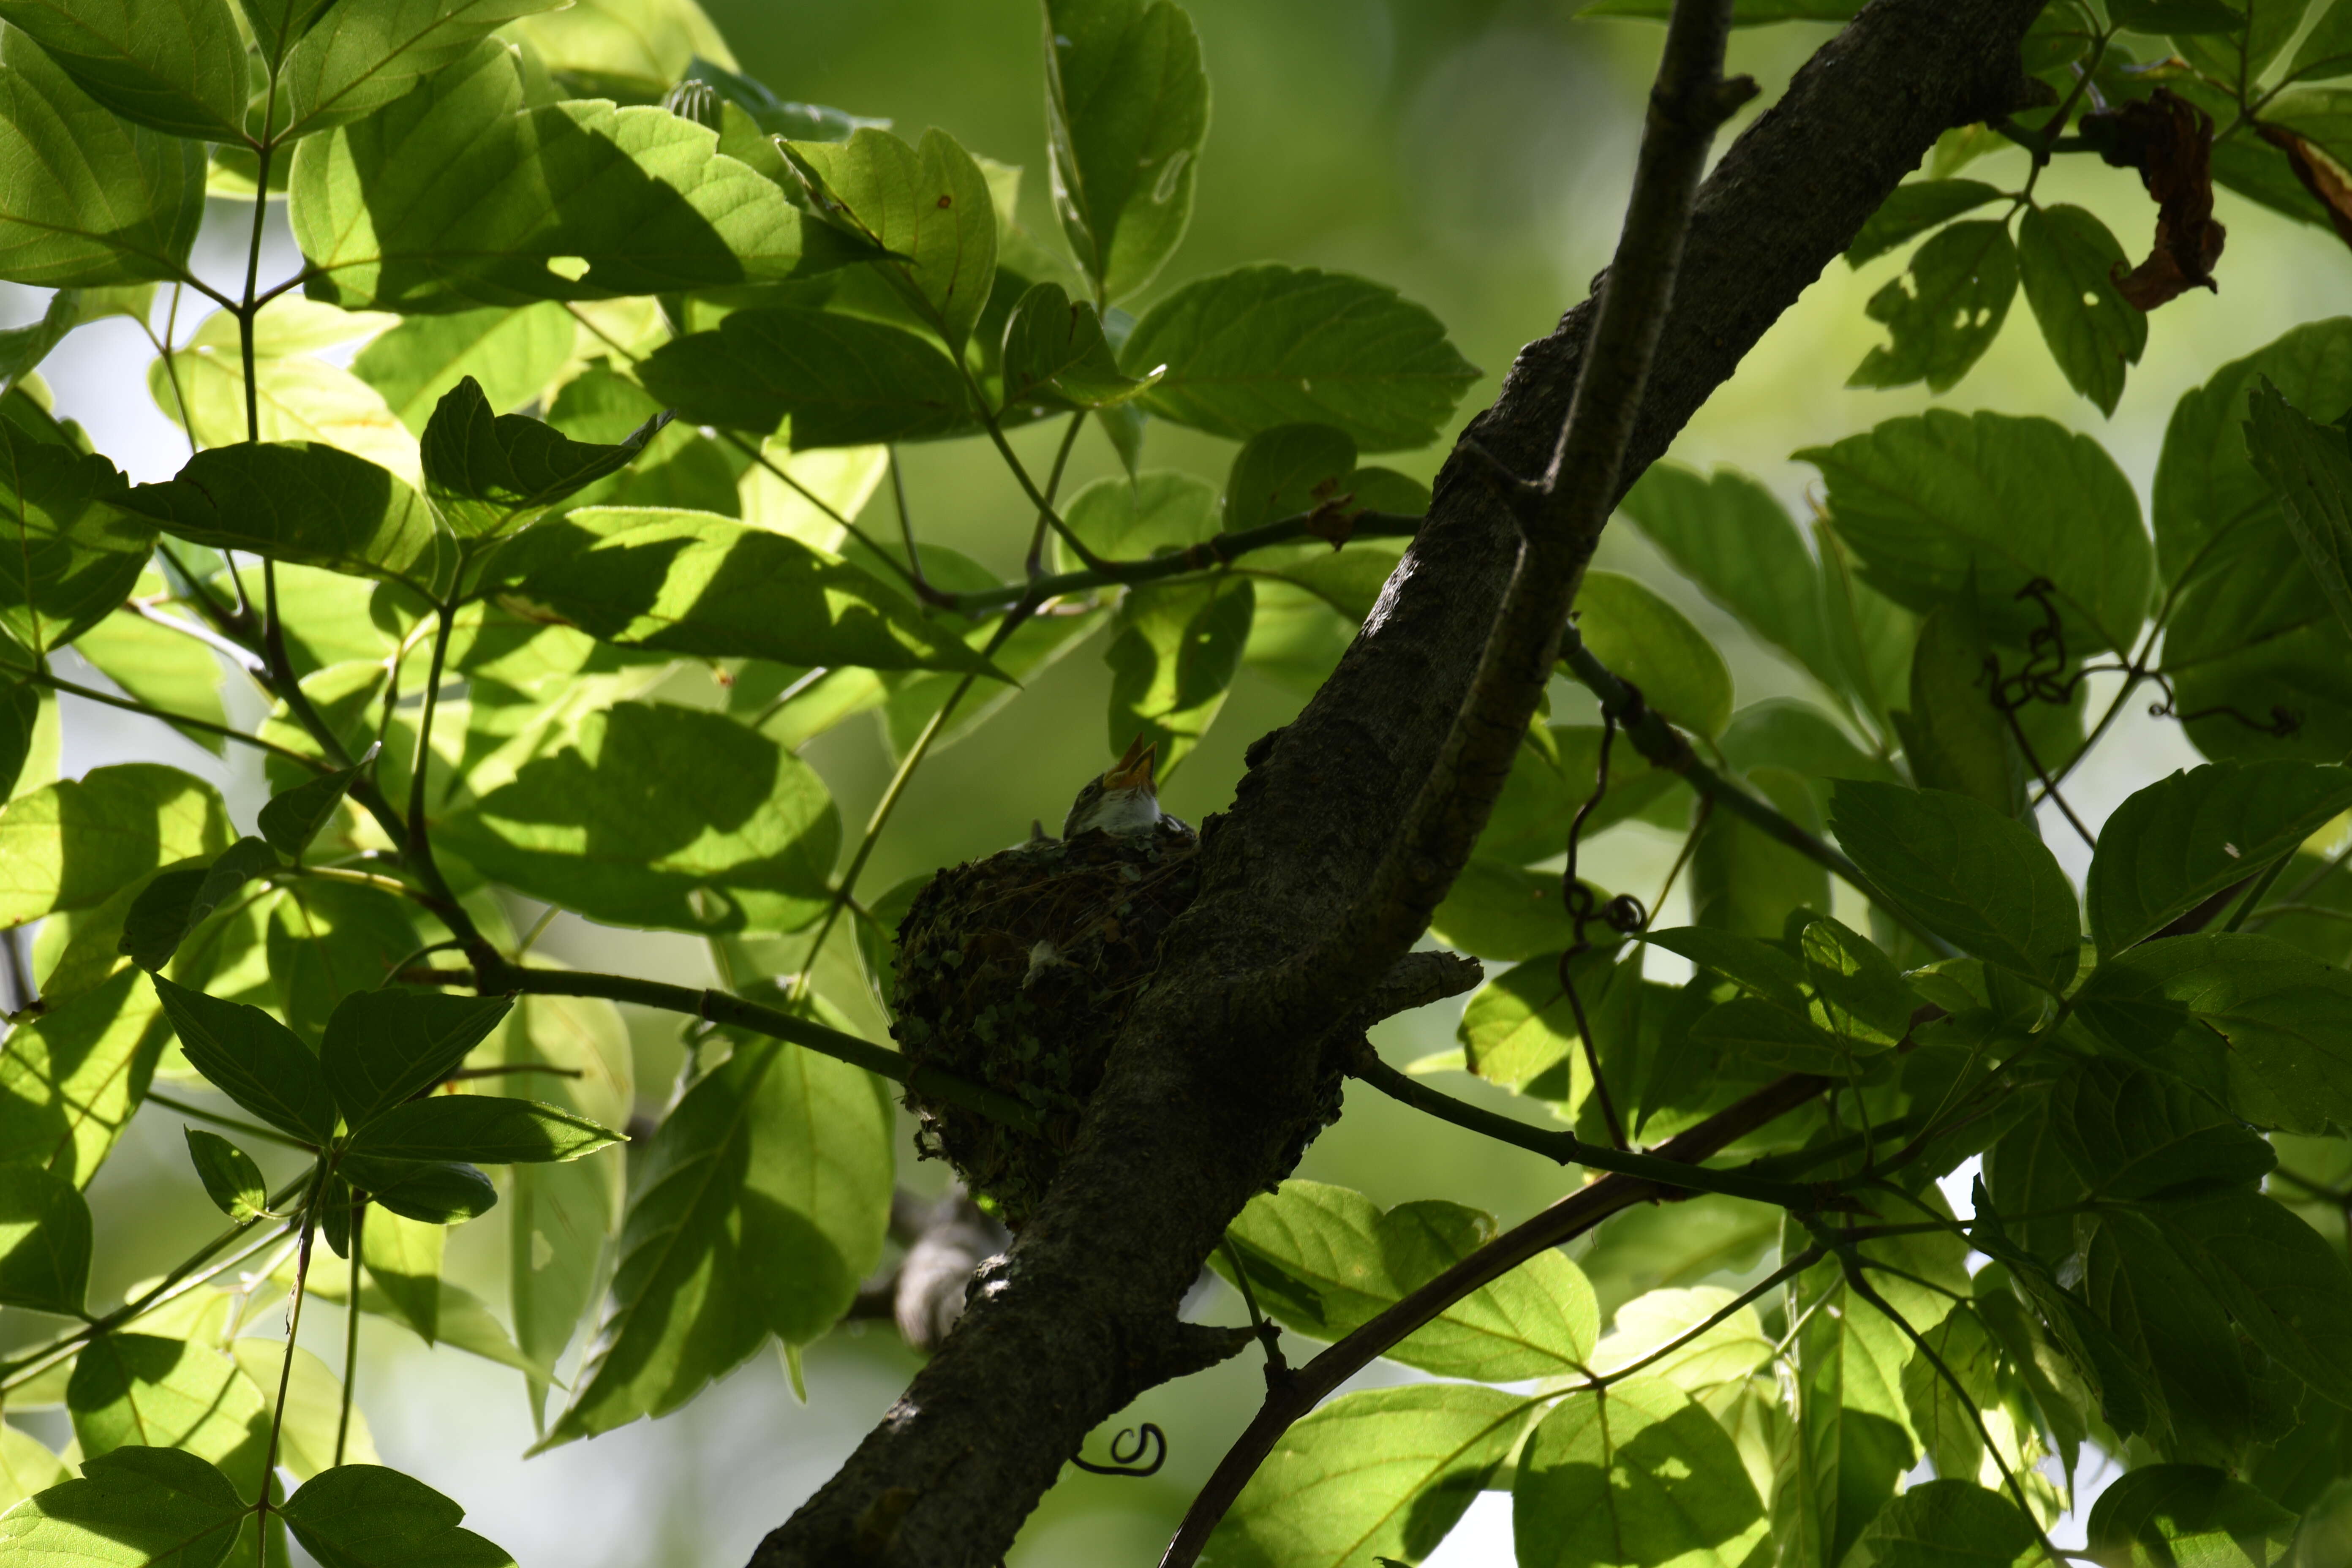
[1104,574,1251,776]
[0,0,248,140]
[182,1129,266,1222]
[0,763,230,928]
[439,700,840,936]
[1848,1479,2038,1567]
[0,27,205,286]
[785,126,996,352]
[291,40,807,311]
[121,443,451,594]
[633,307,972,444]
[0,1158,90,1314]
[488,506,996,673]
[503,0,735,100]
[1221,1181,1598,1380]
[68,1333,265,1479]
[1514,1377,1767,1568]
[0,1446,245,1568]
[0,424,143,660]
[1576,570,1733,738]
[1044,0,1208,301]
[351,302,577,434]
[999,280,1156,411]
[542,1021,891,1446]
[280,1464,517,1568]
[1212,1383,1534,1568]
[0,967,172,1185]
[279,0,568,139]
[1123,264,1479,451]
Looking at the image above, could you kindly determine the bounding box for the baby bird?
[1062,735,1194,841]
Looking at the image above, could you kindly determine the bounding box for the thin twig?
[146,1092,318,1152]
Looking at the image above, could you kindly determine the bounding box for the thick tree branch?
[749,4,2045,1564]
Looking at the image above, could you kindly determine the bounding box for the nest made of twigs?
[889,823,1200,1224]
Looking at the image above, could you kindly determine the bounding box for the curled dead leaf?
[2082,87,2226,310]
[2255,122,2352,253]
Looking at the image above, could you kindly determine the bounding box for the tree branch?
[748,4,2045,1563]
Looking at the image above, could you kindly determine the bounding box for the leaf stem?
[1026,413,1089,579]
[2222,844,2298,932]
[257,1158,331,1564]
[2,664,330,771]
[335,1199,365,1468]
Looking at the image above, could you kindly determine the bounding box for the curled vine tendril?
[1557,678,1639,1151]
[1071,1424,1167,1477]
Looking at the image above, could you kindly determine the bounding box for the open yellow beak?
[1102,734,1157,792]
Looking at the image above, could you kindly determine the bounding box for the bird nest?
[890,823,1201,1224]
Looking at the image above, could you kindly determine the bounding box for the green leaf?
[351,302,577,435]
[1105,575,1252,777]
[0,1159,90,1314]
[2088,1464,2298,1568]
[2245,380,2352,642]
[1848,220,2018,394]
[1692,766,1829,939]
[633,307,971,444]
[1591,1285,1775,1391]
[1429,859,1595,964]
[223,1340,376,1480]
[291,40,808,312]
[280,1464,517,1568]
[0,426,143,660]
[2157,322,2352,762]
[422,376,669,540]
[999,280,1155,411]
[1222,1181,1599,1380]
[0,966,172,1184]
[2088,761,2352,953]
[1848,1479,2038,1567]
[321,988,512,1130]
[1123,264,1480,451]
[122,443,451,595]
[2053,1058,2277,1202]
[1454,946,1620,1097]
[1210,1383,1534,1568]
[2018,203,2146,417]
[0,1446,245,1568]
[1222,423,1358,535]
[2082,1204,2275,1463]
[1619,461,1843,700]
[542,1025,891,1446]
[359,1205,444,1342]
[117,837,279,973]
[1843,179,2006,266]
[0,762,231,927]
[487,507,995,674]
[503,0,733,100]
[256,762,366,863]
[0,0,248,140]
[68,1334,264,1478]
[1575,571,1733,738]
[0,26,205,286]
[542,365,743,516]
[1055,469,1217,570]
[146,333,419,487]
[2137,1187,2352,1408]
[2288,3,2352,77]
[1898,1308,2002,1484]
[1802,408,2153,656]
[438,700,841,936]
[346,1094,618,1164]
[73,604,229,756]
[1896,603,2023,818]
[2075,933,2352,1135]
[0,286,83,387]
[338,1155,496,1224]
[1690,995,1868,1076]
[1779,1256,1937,1568]
[784,126,996,352]
[1830,781,2081,989]
[182,1129,266,1221]
[151,974,338,1143]
[1043,0,1208,302]
[2114,0,2257,36]
[265,878,427,1046]
[0,1423,73,1514]
[1514,1377,1767,1568]
[279,0,567,140]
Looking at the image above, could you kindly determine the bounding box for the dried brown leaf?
[2256,122,2352,253]
[2083,87,2226,309]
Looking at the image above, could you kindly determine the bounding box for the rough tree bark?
[749,3,2047,1563]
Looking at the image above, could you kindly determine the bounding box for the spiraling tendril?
[1071,1423,1168,1477]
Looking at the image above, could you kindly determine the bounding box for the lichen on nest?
[889,822,1202,1224]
